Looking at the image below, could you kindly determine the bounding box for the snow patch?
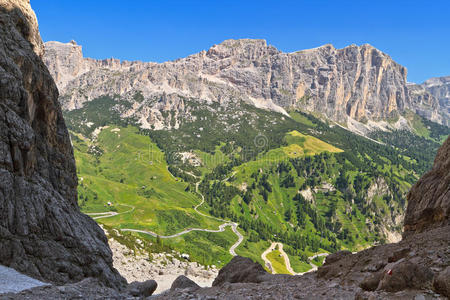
[0,265,49,294]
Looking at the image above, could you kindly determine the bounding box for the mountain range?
[43,40,449,134]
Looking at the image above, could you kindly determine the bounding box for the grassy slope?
[266,250,290,274]
[73,126,237,266]
[287,254,312,273]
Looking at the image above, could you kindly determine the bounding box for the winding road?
[87,173,244,257]
[86,204,135,220]
[261,242,328,275]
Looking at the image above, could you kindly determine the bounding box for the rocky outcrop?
[44,39,447,131]
[0,0,125,287]
[403,136,450,235]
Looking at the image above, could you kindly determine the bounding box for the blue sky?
[32,0,449,83]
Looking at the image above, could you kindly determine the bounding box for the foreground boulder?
[377,261,434,292]
[126,280,157,297]
[433,266,450,298]
[0,0,125,287]
[170,275,200,291]
[322,250,352,265]
[212,256,268,286]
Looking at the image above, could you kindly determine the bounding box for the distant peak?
[216,38,267,48]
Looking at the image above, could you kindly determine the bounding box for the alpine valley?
[42,39,449,281]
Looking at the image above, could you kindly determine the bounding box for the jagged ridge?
[43,39,448,131]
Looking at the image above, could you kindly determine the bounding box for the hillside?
[63,91,449,273]
[156,136,450,299]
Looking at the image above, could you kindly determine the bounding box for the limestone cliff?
[0,0,125,287]
[43,39,447,129]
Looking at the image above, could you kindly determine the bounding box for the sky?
[31,0,449,83]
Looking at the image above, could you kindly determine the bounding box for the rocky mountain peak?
[424,75,450,87]
[206,38,277,60]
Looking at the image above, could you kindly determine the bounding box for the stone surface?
[170,275,200,291]
[323,250,352,265]
[377,261,434,292]
[0,0,125,288]
[126,280,157,297]
[403,136,450,235]
[106,231,218,294]
[212,256,269,287]
[433,266,450,298]
[43,39,448,131]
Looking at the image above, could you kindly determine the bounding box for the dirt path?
[86,204,135,220]
[261,242,328,275]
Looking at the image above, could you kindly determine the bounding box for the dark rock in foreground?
[170,275,200,291]
[0,0,125,288]
[126,280,157,297]
[212,256,268,286]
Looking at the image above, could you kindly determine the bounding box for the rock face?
[43,39,448,130]
[403,136,450,235]
[0,0,125,287]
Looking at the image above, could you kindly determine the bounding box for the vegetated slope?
[71,126,237,266]
[154,136,450,300]
[63,94,446,271]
